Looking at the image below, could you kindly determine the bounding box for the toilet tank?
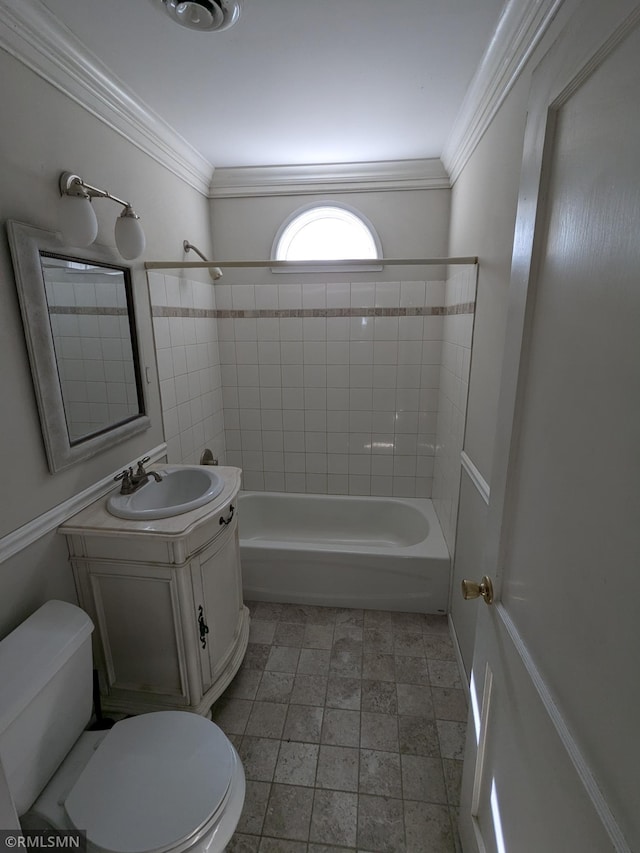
[0,601,94,815]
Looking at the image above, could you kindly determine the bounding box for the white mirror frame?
[6,220,150,472]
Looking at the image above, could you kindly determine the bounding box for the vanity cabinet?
[60,466,249,717]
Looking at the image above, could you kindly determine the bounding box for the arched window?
[272,203,382,272]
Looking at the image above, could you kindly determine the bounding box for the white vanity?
[60,465,249,717]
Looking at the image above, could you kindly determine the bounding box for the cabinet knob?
[219,504,235,526]
[197,605,209,649]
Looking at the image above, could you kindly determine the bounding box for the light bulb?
[115,211,146,260]
[58,194,98,247]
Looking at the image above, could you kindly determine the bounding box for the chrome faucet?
[114,457,163,494]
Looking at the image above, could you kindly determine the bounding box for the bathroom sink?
[106,465,224,520]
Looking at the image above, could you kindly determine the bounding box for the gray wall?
[447,78,529,673]
[447,2,579,676]
[210,189,451,281]
[0,49,212,635]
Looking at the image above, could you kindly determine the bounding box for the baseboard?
[448,613,471,703]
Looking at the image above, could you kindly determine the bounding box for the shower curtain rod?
[145,256,478,272]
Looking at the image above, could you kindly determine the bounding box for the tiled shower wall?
[149,272,226,465]
[148,270,476,513]
[433,266,477,552]
[216,280,444,497]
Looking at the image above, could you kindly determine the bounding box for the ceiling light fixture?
[58,172,146,260]
[151,0,242,32]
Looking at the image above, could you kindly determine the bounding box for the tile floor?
[213,601,467,853]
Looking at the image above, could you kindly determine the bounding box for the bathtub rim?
[237,490,450,561]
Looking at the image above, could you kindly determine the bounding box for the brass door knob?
[461,576,494,605]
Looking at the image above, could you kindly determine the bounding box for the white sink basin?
[106,465,224,520]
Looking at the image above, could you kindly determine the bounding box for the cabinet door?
[86,562,190,706]
[192,517,243,692]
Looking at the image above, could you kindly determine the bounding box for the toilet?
[0,600,245,852]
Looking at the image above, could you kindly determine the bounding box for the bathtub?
[238,491,450,613]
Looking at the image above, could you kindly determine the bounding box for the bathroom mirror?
[6,220,150,472]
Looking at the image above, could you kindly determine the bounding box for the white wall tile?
[259,364,282,387]
[261,411,283,431]
[263,451,284,471]
[280,318,303,340]
[234,318,258,341]
[237,364,259,386]
[279,283,302,308]
[304,387,326,410]
[350,282,375,307]
[328,281,350,308]
[304,341,326,364]
[235,341,258,364]
[349,365,373,387]
[373,341,398,365]
[350,341,374,364]
[349,410,372,432]
[350,316,374,341]
[258,341,281,364]
[265,472,286,491]
[327,317,350,341]
[302,283,326,308]
[305,410,327,431]
[257,317,280,340]
[213,284,232,310]
[375,281,400,308]
[400,281,425,307]
[285,473,306,492]
[255,283,279,309]
[282,386,304,408]
[238,387,261,408]
[154,274,476,506]
[349,475,371,495]
[283,409,305,430]
[232,284,256,310]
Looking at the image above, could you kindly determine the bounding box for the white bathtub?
[238,491,450,613]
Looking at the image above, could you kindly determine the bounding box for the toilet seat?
[64,712,236,853]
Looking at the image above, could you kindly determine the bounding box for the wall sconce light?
[58,171,146,260]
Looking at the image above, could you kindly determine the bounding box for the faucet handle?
[136,456,151,474]
[114,468,134,494]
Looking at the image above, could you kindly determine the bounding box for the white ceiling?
[40,0,504,170]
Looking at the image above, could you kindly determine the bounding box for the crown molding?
[442,0,567,185]
[0,0,568,199]
[0,0,213,196]
[209,159,450,198]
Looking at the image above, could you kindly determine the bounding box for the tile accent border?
[152,303,476,320]
[48,306,128,316]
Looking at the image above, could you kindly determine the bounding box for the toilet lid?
[65,712,235,853]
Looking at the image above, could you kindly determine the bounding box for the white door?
[459,1,640,851]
